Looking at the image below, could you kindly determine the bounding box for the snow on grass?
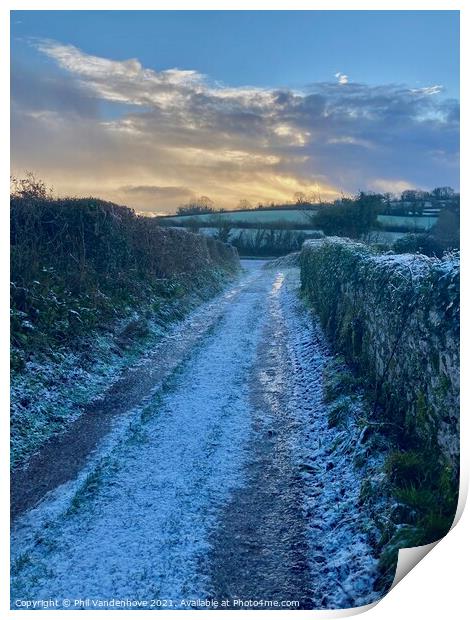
[10,331,151,468]
[275,268,387,608]
[10,272,244,470]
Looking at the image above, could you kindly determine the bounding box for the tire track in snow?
[205,272,316,608]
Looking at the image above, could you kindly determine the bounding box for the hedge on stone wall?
[11,197,239,289]
[300,238,459,470]
[11,197,240,367]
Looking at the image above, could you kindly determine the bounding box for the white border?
[2,2,466,619]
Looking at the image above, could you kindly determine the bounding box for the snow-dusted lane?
[11,261,381,609]
[11,262,273,604]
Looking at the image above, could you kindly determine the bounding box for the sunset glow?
[11,11,459,213]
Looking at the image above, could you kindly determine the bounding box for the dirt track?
[11,261,380,610]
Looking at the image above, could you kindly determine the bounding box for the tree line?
[175,187,459,217]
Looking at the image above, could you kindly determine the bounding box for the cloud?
[10,39,459,213]
[11,62,99,118]
[411,85,443,96]
[370,178,415,194]
[335,72,349,85]
[121,185,194,197]
[119,185,195,210]
[327,136,375,148]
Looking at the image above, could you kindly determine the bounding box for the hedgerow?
[11,194,239,370]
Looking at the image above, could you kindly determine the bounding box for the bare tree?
[177,195,215,216]
[10,172,53,200]
[293,191,307,205]
[237,199,252,210]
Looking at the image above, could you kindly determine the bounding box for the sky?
[11,10,460,214]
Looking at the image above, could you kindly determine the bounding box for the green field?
[160,209,438,232]
[377,214,438,230]
[160,208,317,227]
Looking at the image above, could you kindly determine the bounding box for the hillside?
[160,207,437,231]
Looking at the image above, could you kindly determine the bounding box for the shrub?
[312,192,382,239]
[380,448,458,580]
[384,450,430,486]
[232,228,323,257]
[392,233,445,257]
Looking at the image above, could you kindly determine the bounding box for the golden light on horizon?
[11,36,458,215]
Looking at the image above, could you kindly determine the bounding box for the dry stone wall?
[300,238,459,469]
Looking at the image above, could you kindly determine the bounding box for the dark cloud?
[121,185,194,199]
[115,185,195,212]
[11,62,99,118]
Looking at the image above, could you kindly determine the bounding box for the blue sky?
[11,11,459,96]
[11,10,459,213]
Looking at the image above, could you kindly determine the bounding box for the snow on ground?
[11,260,384,609]
[11,262,270,605]
[277,270,384,607]
[11,270,246,469]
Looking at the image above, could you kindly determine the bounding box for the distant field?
[377,214,438,230]
[198,227,407,248]
[160,209,317,226]
[160,209,437,231]
[198,226,320,240]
